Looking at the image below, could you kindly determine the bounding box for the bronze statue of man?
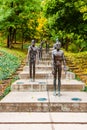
[38,40,43,60]
[46,41,49,54]
[28,40,38,81]
[52,39,66,96]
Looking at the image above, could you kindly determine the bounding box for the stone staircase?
[11,51,85,92]
[0,48,87,130]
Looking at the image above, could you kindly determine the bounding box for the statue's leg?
[47,46,49,53]
[39,51,40,60]
[46,46,47,53]
[39,50,42,60]
[58,66,62,96]
[30,61,32,79]
[48,46,49,53]
[53,66,57,96]
[41,50,42,59]
[58,78,61,96]
[33,61,35,81]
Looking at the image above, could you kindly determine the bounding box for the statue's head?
[55,41,61,50]
[31,39,35,47]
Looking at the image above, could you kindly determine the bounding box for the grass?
[65,51,87,89]
[0,42,27,99]
[0,75,19,100]
[0,47,27,80]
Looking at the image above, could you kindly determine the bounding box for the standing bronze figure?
[52,40,66,96]
[38,40,43,60]
[46,41,49,54]
[28,40,38,81]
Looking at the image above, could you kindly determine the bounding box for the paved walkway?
[1,91,87,103]
[0,124,87,130]
[0,112,87,123]
[0,112,87,130]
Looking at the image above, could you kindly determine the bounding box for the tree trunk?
[7,27,12,48]
[65,37,70,51]
[14,29,16,44]
[21,31,24,50]
[9,27,12,48]
[7,35,10,48]
[11,28,16,45]
[7,2,14,48]
[7,27,16,48]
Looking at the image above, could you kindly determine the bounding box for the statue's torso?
[52,50,63,66]
[29,46,37,62]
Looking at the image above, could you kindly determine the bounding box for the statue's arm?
[63,52,66,65]
[26,47,30,64]
[35,47,39,64]
[52,51,55,74]
[28,46,31,59]
[62,51,67,72]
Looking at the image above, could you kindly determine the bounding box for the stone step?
[23,65,52,71]
[19,70,75,80]
[0,124,87,130]
[39,50,52,55]
[19,70,66,79]
[0,112,87,124]
[23,65,67,71]
[11,79,85,91]
[19,70,53,79]
[37,60,51,65]
[22,65,75,79]
[0,112,87,130]
[0,92,87,112]
[37,55,52,61]
[40,55,52,60]
[26,60,52,65]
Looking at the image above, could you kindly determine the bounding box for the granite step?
[23,65,52,71]
[0,112,87,124]
[37,60,51,65]
[11,79,85,92]
[40,56,52,60]
[26,60,52,65]
[0,124,87,130]
[23,65,67,71]
[23,65,75,79]
[19,70,66,79]
[0,92,87,112]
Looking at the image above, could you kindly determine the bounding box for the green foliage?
[65,51,87,85]
[0,45,26,80]
[83,86,87,92]
[3,86,11,96]
[68,43,77,52]
[0,75,20,100]
[0,45,26,98]
[0,86,11,100]
[0,0,41,43]
[0,50,21,80]
[42,0,87,52]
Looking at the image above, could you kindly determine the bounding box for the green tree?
[43,0,87,51]
[0,0,41,48]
